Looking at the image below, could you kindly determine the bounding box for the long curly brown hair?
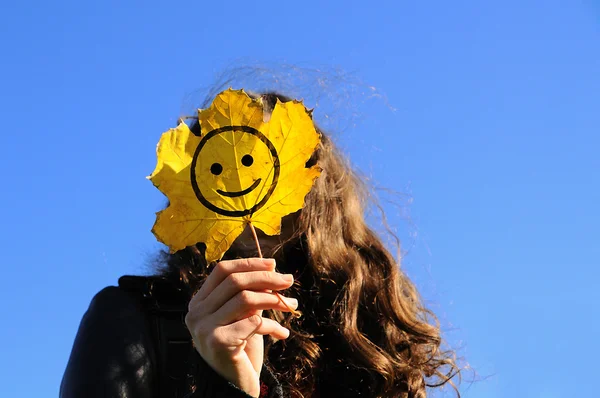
[158,92,461,397]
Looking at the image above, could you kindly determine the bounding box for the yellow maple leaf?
[148,89,321,262]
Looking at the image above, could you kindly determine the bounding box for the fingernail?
[284,297,298,309]
[263,258,276,267]
[281,274,294,283]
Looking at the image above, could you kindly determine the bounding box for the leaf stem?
[248,222,263,259]
[247,221,301,318]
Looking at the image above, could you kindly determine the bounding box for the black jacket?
[60,276,284,398]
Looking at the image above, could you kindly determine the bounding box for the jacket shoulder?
[60,285,156,398]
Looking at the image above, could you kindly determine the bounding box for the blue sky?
[1,0,599,396]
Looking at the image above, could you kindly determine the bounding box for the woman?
[60,92,460,398]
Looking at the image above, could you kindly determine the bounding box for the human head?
[159,90,460,397]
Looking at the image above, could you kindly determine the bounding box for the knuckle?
[223,258,253,272]
[213,261,227,276]
[237,290,255,306]
[184,313,193,328]
[187,299,199,313]
[186,314,203,332]
[248,314,262,327]
[227,273,245,290]
[185,315,209,339]
[260,270,275,282]
[241,258,252,269]
[205,331,222,347]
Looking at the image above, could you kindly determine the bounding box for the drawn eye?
[210,163,223,175]
[241,154,254,167]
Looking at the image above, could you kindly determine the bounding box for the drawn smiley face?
[190,126,280,217]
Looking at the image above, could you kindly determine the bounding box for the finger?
[202,271,294,315]
[211,290,299,325]
[192,258,276,303]
[213,316,290,347]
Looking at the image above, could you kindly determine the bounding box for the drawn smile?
[217,179,262,198]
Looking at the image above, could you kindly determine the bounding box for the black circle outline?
[190,125,280,217]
